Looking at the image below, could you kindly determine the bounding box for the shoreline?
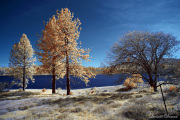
[9,84,125,95]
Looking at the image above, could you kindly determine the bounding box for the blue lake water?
[0,74,124,89]
[0,74,166,89]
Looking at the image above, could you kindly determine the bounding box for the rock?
[91,87,97,90]
[103,90,108,92]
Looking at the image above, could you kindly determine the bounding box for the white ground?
[0,83,179,120]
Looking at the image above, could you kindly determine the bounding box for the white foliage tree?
[9,34,36,91]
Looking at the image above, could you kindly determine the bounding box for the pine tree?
[9,34,36,91]
[36,14,65,94]
[36,8,96,95]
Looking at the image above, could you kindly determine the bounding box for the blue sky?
[0,0,180,67]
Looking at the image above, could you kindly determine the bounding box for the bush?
[69,92,74,95]
[19,88,22,92]
[149,86,154,93]
[42,88,46,92]
[123,74,144,89]
[169,85,178,92]
[123,77,136,89]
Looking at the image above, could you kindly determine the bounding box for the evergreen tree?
[36,8,95,94]
[9,34,36,91]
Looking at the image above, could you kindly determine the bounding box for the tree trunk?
[23,66,25,91]
[149,74,154,87]
[23,55,25,91]
[153,67,158,92]
[149,77,158,92]
[66,37,70,95]
[66,64,70,95]
[52,65,56,94]
[153,78,158,92]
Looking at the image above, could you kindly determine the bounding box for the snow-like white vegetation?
[0,84,179,120]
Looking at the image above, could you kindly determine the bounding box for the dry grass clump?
[110,93,134,100]
[116,87,131,92]
[121,102,149,120]
[58,105,83,113]
[135,94,143,98]
[92,104,109,115]
[29,105,57,118]
[19,88,23,92]
[42,88,46,92]
[123,77,136,89]
[149,86,154,93]
[70,107,83,113]
[139,89,148,93]
[1,99,42,113]
[90,87,100,94]
[148,103,178,117]
[135,97,150,104]
[128,97,137,102]
[123,74,144,89]
[108,101,123,108]
[0,91,41,100]
[69,92,74,95]
[59,107,72,113]
[83,101,95,109]
[57,113,68,120]
[165,91,178,102]
[169,85,179,92]
[58,99,74,108]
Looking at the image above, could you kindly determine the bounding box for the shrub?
[71,107,82,113]
[91,87,100,94]
[123,74,144,89]
[149,86,154,93]
[169,85,178,92]
[57,113,68,119]
[69,92,74,95]
[42,88,46,92]
[19,88,22,92]
[131,74,144,83]
[123,77,136,89]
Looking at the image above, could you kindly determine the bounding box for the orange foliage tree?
[123,74,144,89]
[36,8,95,94]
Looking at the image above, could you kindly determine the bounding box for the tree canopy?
[36,8,95,94]
[106,31,179,91]
[9,34,36,91]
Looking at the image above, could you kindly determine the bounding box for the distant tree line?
[0,65,108,76]
[0,67,10,76]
